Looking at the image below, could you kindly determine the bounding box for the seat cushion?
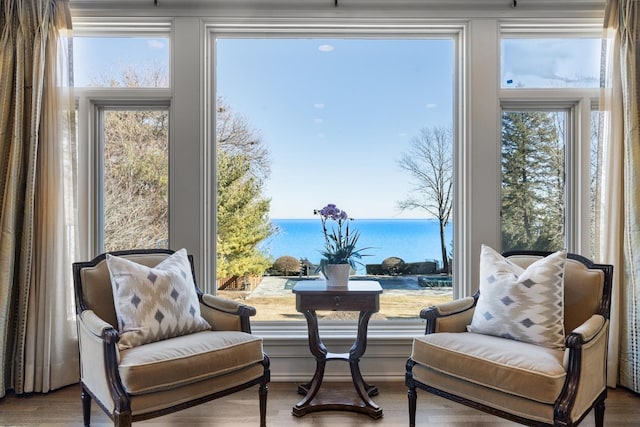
[412,332,566,404]
[118,330,264,395]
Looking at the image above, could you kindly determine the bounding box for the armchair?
[406,250,613,427]
[73,249,270,427]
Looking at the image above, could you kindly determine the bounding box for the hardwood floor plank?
[1,382,638,426]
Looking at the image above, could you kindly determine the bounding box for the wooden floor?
[1,382,639,426]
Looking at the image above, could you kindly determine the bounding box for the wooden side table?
[292,280,383,419]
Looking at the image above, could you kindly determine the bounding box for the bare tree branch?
[397,126,453,272]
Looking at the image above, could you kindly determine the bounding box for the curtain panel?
[598,0,640,392]
[0,0,78,397]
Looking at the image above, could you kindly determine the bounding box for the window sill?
[252,319,425,340]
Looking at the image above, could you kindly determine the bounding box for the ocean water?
[260,219,453,274]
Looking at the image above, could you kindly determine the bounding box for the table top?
[292,280,382,295]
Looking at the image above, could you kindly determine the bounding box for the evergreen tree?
[216,102,275,280]
[216,151,273,277]
[501,111,564,251]
[94,67,275,278]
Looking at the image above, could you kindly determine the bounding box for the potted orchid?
[314,203,370,286]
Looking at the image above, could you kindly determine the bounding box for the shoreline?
[217,275,454,321]
[247,275,453,297]
[264,218,453,269]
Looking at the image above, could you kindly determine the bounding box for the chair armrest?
[77,310,128,412]
[568,314,606,344]
[80,309,117,339]
[556,315,609,423]
[420,296,477,334]
[200,294,257,333]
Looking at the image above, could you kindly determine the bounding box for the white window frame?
[499,21,602,256]
[204,20,469,332]
[93,101,172,253]
[70,12,604,339]
[73,18,174,257]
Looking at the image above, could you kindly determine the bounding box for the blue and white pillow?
[106,249,211,350]
[467,245,567,350]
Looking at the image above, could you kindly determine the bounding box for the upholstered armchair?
[406,249,613,427]
[73,249,270,427]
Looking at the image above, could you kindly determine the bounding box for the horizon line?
[269,217,441,221]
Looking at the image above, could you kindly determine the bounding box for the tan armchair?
[406,250,613,427]
[73,249,270,427]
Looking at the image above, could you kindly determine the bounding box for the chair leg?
[594,398,605,427]
[408,386,417,427]
[259,381,268,427]
[113,410,132,427]
[81,386,91,427]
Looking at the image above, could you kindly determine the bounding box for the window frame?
[499,103,572,251]
[95,102,172,253]
[498,97,598,255]
[72,18,174,257]
[499,23,602,256]
[204,21,467,329]
[70,13,604,337]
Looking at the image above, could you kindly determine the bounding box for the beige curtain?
[597,0,640,392]
[0,0,79,397]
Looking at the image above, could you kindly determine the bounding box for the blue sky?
[74,35,601,220]
[73,37,169,87]
[216,38,454,219]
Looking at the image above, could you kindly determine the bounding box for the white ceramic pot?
[323,263,350,288]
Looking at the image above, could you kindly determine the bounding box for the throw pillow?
[106,249,211,350]
[467,245,567,349]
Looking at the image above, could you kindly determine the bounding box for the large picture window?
[214,37,456,321]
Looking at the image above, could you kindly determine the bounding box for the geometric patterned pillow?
[467,245,567,350]
[106,249,211,350]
